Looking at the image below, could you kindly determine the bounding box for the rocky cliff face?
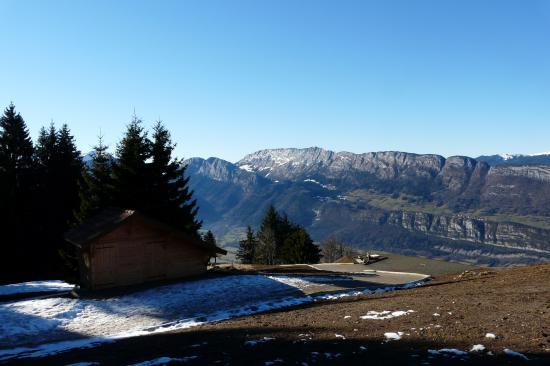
[488,165,550,183]
[238,148,447,182]
[238,148,493,194]
[185,147,550,265]
[186,157,269,190]
[385,211,550,253]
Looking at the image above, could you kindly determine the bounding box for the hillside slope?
[185,148,550,265]
[22,264,550,365]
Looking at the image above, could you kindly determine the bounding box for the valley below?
[184,147,550,266]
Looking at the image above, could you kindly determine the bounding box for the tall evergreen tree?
[202,230,216,247]
[147,120,201,236]
[54,124,82,230]
[34,124,59,267]
[0,103,36,279]
[280,228,321,264]
[236,226,257,264]
[77,134,113,221]
[255,205,297,263]
[252,205,319,264]
[35,124,57,168]
[112,115,151,210]
[34,123,82,273]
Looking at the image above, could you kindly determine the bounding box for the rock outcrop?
[184,147,550,265]
[385,211,550,253]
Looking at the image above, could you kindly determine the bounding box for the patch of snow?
[428,349,468,357]
[239,164,254,172]
[360,310,414,320]
[485,333,496,339]
[129,356,198,366]
[267,276,318,289]
[498,153,517,161]
[267,275,356,290]
[0,280,74,296]
[433,313,440,317]
[334,334,346,339]
[303,179,329,189]
[316,280,425,301]
[0,275,427,362]
[384,332,404,341]
[312,209,321,221]
[190,341,207,348]
[264,358,284,365]
[244,337,275,346]
[503,348,529,360]
[343,315,351,319]
[470,344,486,352]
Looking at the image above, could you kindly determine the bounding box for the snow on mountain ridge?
[498,153,518,161]
[497,152,550,160]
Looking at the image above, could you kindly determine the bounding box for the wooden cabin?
[65,208,226,290]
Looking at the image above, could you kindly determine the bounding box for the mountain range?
[183,147,550,266]
[477,152,550,166]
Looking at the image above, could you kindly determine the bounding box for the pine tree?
[55,124,82,231]
[203,230,216,247]
[77,134,113,221]
[147,120,201,236]
[0,103,36,279]
[255,205,298,263]
[236,226,257,264]
[34,123,59,267]
[33,123,83,274]
[112,115,151,210]
[280,228,321,264]
[35,124,57,168]
[253,204,320,264]
[202,230,218,264]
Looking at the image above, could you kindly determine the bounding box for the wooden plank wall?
[88,216,209,289]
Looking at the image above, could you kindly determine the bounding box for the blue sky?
[1,0,549,162]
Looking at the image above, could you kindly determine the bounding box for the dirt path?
[6,264,549,365]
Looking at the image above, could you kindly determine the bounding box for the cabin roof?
[65,207,227,255]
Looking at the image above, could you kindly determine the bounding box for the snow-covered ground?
[428,348,468,357]
[360,310,414,320]
[0,280,74,297]
[0,274,425,361]
[384,332,404,341]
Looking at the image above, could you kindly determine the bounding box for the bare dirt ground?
[11,263,549,365]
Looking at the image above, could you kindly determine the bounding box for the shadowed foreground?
[5,264,549,365]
